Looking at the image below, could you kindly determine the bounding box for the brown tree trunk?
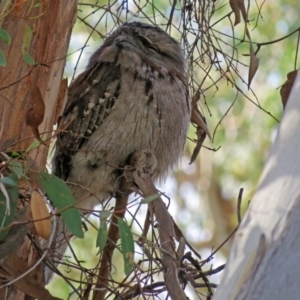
[0,1,77,299]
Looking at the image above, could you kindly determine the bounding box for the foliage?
[38,172,84,238]
[0,172,19,241]
[0,153,84,242]
[117,217,135,275]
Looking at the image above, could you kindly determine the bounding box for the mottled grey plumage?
[47,22,194,281]
[54,22,191,209]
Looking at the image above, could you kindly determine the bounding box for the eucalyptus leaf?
[99,211,112,219]
[23,53,35,65]
[22,24,32,54]
[117,217,134,275]
[141,193,160,203]
[39,172,84,238]
[0,177,18,187]
[0,174,19,241]
[0,28,11,45]
[0,50,6,67]
[8,161,23,179]
[26,136,47,153]
[11,152,21,158]
[26,139,41,152]
[96,219,108,253]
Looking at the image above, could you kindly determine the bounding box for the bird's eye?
[138,34,159,52]
[148,44,159,52]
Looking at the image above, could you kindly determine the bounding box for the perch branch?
[129,150,187,300]
[92,193,129,300]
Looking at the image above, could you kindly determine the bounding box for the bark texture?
[214,71,300,300]
[0,0,76,164]
[0,1,77,299]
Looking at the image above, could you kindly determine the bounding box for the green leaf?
[8,161,23,179]
[22,24,33,54]
[33,3,41,8]
[96,219,108,253]
[11,152,21,158]
[23,53,35,65]
[0,49,6,67]
[141,193,160,203]
[117,217,134,275]
[26,135,47,153]
[0,28,11,45]
[39,172,84,238]
[26,139,40,152]
[26,137,46,152]
[0,177,18,187]
[96,211,111,252]
[0,174,19,241]
[99,211,112,219]
[21,25,35,65]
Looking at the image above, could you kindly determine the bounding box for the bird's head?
[87,22,185,74]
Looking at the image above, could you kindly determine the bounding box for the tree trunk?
[214,70,300,299]
[0,1,77,299]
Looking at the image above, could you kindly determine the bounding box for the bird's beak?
[114,36,136,48]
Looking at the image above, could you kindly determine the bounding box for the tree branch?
[129,150,187,300]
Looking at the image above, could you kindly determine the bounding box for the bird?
[46,21,209,281]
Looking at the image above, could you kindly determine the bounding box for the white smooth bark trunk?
[214,70,300,300]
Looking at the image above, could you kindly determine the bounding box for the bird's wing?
[53,62,122,179]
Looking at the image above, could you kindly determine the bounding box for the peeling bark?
[0,1,77,299]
